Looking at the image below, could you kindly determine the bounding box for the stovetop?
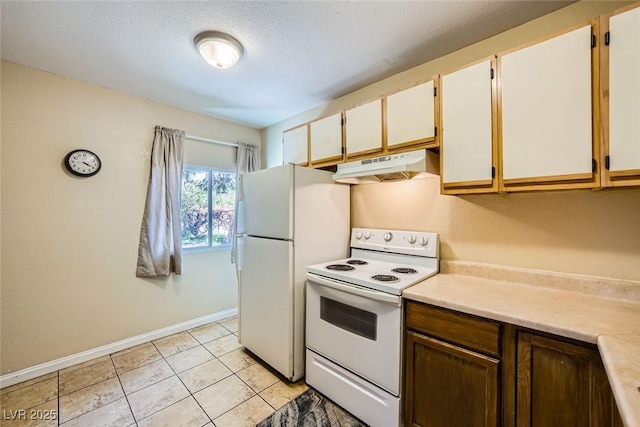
[307,228,440,295]
[307,256,438,296]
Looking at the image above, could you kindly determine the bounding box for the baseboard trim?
[0,308,238,390]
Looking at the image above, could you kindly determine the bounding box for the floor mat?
[256,387,367,427]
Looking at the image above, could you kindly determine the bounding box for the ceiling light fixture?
[194,31,244,69]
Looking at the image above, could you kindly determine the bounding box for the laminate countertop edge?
[403,273,640,427]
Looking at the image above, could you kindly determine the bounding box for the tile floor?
[0,316,308,427]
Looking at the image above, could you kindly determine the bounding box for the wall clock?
[64,149,102,177]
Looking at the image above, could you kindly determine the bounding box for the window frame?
[181,165,236,253]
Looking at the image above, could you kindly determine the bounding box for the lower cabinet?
[404,301,623,427]
[516,331,624,427]
[405,331,499,427]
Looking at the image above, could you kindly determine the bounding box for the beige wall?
[263,0,640,282]
[0,61,260,374]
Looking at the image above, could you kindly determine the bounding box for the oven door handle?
[307,273,402,306]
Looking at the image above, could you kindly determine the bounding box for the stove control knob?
[383,232,393,242]
[407,235,417,244]
[419,236,429,246]
[364,231,371,239]
[355,231,363,239]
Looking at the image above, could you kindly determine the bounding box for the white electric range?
[305,228,439,427]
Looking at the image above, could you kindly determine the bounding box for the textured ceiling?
[1,1,574,129]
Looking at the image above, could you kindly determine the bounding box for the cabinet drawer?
[406,301,501,358]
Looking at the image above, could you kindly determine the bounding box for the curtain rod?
[185,134,238,148]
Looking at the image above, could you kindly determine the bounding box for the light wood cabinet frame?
[309,112,345,168]
[497,20,601,193]
[440,57,499,195]
[600,3,640,188]
[282,123,309,166]
[384,76,440,152]
[344,98,385,160]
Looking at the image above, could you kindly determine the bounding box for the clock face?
[65,150,101,177]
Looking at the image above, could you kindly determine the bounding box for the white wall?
[0,61,260,374]
[261,1,640,282]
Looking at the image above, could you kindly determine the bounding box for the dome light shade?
[194,31,244,69]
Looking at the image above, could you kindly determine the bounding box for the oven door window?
[320,296,377,341]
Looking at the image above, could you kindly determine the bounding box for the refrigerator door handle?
[307,273,401,306]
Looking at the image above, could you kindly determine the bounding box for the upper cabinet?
[499,22,600,192]
[386,79,438,151]
[440,59,497,194]
[601,3,640,187]
[344,99,384,158]
[282,124,308,166]
[310,112,343,167]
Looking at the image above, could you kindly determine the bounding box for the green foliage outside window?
[181,168,236,248]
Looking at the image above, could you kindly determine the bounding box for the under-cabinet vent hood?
[332,149,439,184]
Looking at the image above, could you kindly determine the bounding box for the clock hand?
[82,161,91,167]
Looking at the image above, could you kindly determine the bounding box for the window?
[181,167,236,249]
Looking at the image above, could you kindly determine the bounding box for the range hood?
[332,149,439,184]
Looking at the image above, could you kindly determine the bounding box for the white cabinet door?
[607,4,640,184]
[345,99,383,156]
[283,125,308,165]
[310,113,343,164]
[441,60,495,191]
[386,80,436,149]
[500,25,595,187]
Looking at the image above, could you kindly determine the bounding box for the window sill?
[183,245,232,254]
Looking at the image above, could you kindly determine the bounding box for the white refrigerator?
[236,164,350,381]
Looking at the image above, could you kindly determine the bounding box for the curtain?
[231,142,259,263]
[136,126,185,277]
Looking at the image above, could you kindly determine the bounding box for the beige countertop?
[402,262,640,427]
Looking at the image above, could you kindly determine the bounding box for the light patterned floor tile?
[178,359,233,393]
[58,377,124,423]
[127,376,189,421]
[193,375,255,420]
[236,363,279,393]
[188,323,230,344]
[111,344,162,375]
[137,396,209,427]
[259,380,308,410]
[59,397,134,427]
[0,373,58,397]
[203,334,242,357]
[0,398,58,427]
[213,395,274,427]
[118,359,174,395]
[165,345,214,373]
[218,316,238,334]
[59,355,112,375]
[152,332,200,358]
[111,342,154,358]
[59,358,116,396]
[0,377,58,413]
[218,348,257,373]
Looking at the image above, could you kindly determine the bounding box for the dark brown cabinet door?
[405,331,500,427]
[516,332,623,427]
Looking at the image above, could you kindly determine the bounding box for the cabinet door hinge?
[434,87,437,97]
[490,68,495,80]
[341,117,345,126]
[592,158,597,172]
[491,166,496,178]
[591,34,596,49]
[605,31,610,46]
[605,155,610,170]
[434,126,438,137]
[341,146,345,155]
